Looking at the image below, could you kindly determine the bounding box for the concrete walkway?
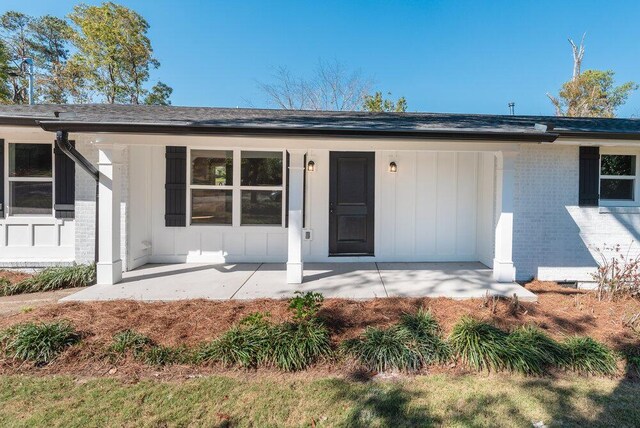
[0,287,86,316]
[61,262,537,302]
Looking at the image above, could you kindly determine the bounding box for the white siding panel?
[415,152,437,255]
[436,152,457,256]
[456,152,478,257]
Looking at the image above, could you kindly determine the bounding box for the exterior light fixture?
[307,160,315,172]
[389,161,397,173]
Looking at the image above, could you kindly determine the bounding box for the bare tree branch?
[257,59,372,111]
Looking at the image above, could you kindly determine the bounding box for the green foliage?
[0,321,80,364]
[449,316,511,372]
[0,264,95,296]
[143,345,191,366]
[266,320,332,371]
[343,326,419,372]
[144,81,172,105]
[0,11,74,103]
[505,325,567,375]
[343,308,450,372]
[288,291,324,321]
[109,329,153,356]
[363,91,408,112]
[549,69,637,118]
[562,336,618,375]
[0,40,11,103]
[200,295,332,371]
[197,321,270,368]
[68,2,160,104]
[109,329,191,366]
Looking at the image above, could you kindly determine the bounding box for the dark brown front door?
[329,151,375,256]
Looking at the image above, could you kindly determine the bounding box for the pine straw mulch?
[0,280,639,380]
[0,270,32,285]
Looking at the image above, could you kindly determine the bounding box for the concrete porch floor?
[61,262,537,302]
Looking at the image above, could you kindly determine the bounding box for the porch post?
[96,144,124,285]
[493,151,517,282]
[287,149,306,284]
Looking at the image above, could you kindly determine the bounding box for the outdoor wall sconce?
[307,160,316,172]
[389,161,398,173]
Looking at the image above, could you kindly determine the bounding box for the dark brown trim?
[37,121,559,142]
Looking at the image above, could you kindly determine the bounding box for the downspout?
[54,130,100,265]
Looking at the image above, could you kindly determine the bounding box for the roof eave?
[557,131,640,141]
[37,120,559,142]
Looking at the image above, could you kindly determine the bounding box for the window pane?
[191,189,232,224]
[241,190,282,225]
[191,150,233,185]
[601,155,635,176]
[241,151,283,186]
[600,179,634,200]
[9,144,52,178]
[10,182,52,215]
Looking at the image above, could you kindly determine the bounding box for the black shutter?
[165,146,187,227]
[579,146,600,206]
[0,140,4,218]
[54,140,76,219]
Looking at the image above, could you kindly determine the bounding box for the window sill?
[598,206,640,214]
[1,216,66,224]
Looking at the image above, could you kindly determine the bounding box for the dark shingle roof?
[1,104,640,141]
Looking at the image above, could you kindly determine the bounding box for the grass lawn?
[0,374,638,427]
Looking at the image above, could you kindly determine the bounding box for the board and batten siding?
[373,151,494,263]
[128,145,496,265]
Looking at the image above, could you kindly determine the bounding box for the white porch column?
[287,149,306,284]
[96,144,125,285]
[493,151,517,282]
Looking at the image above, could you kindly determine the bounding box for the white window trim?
[187,148,286,227]
[5,141,55,217]
[599,149,640,207]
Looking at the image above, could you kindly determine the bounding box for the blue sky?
[2,0,640,116]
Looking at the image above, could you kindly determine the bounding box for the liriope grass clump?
[562,336,618,376]
[199,292,332,371]
[197,313,271,368]
[0,264,95,296]
[109,329,191,366]
[343,308,450,372]
[0,321,81,365]
[449,316,511,372]
[506,325,568,375]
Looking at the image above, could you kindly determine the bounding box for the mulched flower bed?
[0,281,638,379]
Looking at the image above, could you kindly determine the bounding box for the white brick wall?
[74,140,129,271]
[513,144,640,281]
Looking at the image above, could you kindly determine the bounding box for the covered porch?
[62,262,536,302]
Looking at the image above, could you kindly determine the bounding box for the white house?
[0,104,638,288]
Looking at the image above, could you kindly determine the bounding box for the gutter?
[38,120,560,142]
[54,130,100,265]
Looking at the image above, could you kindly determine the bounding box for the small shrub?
[0,264,95,296]
[591,243,640,301]
[198,324,270,368]
[288,291,324,321]
[398,308,451,364]
[562,336,618,375]
[343,326,419,372]
[0,321,80,364]
[110,330,153,356]
[506,325,567,375]
[198,312,272,368]
[267,320,332,371]
[449,316,511,372]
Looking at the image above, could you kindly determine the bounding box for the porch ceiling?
[60,262,537,302]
